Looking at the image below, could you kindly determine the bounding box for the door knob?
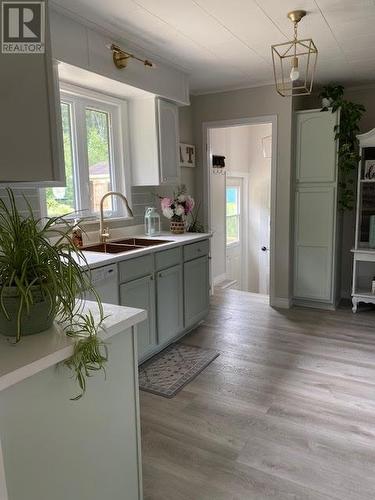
[261,246,268,252]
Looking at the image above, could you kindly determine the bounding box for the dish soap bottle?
[144,207,161,237]
[72,219,83,248]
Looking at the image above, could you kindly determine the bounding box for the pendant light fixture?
[271,10,318,97]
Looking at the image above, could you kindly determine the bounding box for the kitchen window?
[41,86,130,220]
[226,185,240,245]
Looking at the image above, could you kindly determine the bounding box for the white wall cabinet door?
[157,99,180,184]
[129,97,180,186]
[0,6,64,185]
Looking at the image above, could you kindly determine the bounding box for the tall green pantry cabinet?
[293,109,341,309]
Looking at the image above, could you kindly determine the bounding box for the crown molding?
[191,81,277,97]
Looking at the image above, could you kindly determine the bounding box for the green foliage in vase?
[320,84,366,211]
[187,202,205,233]
[0,188,106,399]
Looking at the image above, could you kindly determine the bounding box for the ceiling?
[52,0,375,94]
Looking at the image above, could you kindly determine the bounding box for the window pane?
[86,108,113,213]
[45,102,76,217]
[226,187,239,216]
[226,215,239,244]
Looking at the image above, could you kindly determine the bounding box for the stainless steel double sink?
[82,238,171,254]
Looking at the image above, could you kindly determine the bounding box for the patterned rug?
[138,343,220,398]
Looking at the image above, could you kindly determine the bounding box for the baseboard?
[271,297,292,309]
[293,298,336,311]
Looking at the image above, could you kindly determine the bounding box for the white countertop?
[0,301,147,392]
[80,232,212,269]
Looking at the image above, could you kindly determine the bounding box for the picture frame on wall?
[179,143,196,168]
[364,159,375,180]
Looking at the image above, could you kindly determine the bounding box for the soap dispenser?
[144,207,161,236]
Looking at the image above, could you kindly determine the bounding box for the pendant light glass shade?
[271,10,318,97]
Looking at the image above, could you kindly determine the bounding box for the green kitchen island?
[0,302,147,500]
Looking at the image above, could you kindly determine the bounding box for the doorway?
[206,118,275,299]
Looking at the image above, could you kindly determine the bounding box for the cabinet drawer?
[155,247,182,271]
[184,239,209,262]
[119,254,154,283]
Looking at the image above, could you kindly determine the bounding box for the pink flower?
[161,197,171,210]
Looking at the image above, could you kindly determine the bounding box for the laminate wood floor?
[140,290,375,500]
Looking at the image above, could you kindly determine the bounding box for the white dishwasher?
[86,264,119,305]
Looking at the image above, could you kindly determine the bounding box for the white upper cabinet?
[129,97,180,186]
[49,9,89,70]
[295,110,338,183]
[0,5,64,185]
[157,99,180,184]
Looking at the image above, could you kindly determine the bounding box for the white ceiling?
[52,0,375,94]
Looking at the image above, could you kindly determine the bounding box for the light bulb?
[290,66,299,81]
[290,57,299,81]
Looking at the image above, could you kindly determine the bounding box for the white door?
[226,177,243,289]
[259,212,270,295]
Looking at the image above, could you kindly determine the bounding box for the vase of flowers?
[160,186,194,234]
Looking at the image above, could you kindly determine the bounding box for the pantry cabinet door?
[294,185,336,301]
[295,110,338,183]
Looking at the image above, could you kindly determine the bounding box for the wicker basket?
[170,220,185,234]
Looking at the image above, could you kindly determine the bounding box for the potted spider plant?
[0,189,106,399]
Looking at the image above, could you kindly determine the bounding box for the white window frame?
[226,183,241,247]
[40,83,132,221]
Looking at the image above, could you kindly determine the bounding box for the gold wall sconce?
[109,43,155,70]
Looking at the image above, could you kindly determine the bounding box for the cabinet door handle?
[150,275,154,281]
[197,248,201,253]
[158,272,163,278]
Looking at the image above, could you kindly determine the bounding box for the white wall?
[210,124,272,292]
[210,128,227,283]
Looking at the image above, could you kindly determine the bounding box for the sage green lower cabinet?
[156,264,184,345]
[184,256,210,329]
[118,239,210,362]
[120,275,157,360]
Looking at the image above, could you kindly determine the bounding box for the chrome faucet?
[99,191,134,243]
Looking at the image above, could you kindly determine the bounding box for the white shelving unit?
[351,129,375,312]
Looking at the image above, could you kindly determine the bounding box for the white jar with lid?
[144,207,161,236]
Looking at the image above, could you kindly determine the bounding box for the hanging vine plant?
[320,84,366,210]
